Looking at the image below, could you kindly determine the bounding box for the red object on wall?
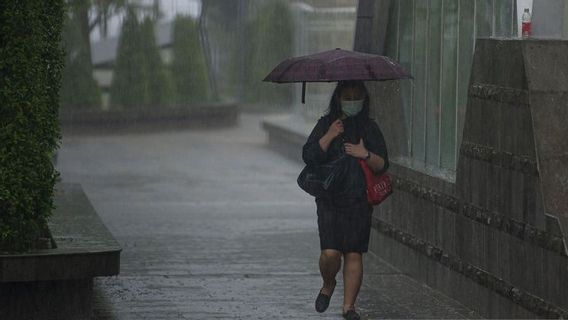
[522,8,532,38]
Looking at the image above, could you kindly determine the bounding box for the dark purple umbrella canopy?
[263,48,412,103]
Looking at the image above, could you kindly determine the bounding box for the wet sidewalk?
[57,113,480,319]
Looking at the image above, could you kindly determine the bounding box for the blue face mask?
[341,99,364,117]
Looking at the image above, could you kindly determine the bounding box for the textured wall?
[0,279,93,320]
[359,3,568,314]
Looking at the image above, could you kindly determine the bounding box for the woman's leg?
[319,249,342,294]
[342,251,363,312]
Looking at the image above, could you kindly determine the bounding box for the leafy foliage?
[140,16,175,109]
[244,0,294,106]
[109,7,175,110]
[170,15,211,108]
[59,13,102,110]
[0,0,65,252]
[109,6,148,109]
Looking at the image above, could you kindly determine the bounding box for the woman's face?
[339,86,364,101]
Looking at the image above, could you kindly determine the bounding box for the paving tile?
[58,113,482,319]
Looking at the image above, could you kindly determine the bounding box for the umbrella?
[263,48,412,103]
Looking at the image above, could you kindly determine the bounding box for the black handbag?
[297,154,348,197]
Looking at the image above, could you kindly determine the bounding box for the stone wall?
[0,184,121,320]
[357,1,568,317]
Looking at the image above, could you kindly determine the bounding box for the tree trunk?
[75,0,93,63]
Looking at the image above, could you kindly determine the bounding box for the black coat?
[301,114,389,202]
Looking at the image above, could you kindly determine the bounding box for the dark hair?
[324,80,370,122]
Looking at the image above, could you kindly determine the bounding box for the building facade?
[356,0,568,318]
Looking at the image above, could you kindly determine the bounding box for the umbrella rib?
[365,64,378,80]
[385,58,401,78]
[273,59,307,82]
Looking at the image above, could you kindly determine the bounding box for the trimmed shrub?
[109,6,147,110]
[109,7,175,110]
[0,0,65,252]
[244,0,294,107]
[170,15,211,108]
[140,17,175,109]
[60,13,102,110]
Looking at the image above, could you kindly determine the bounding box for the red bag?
[358,159,393,205]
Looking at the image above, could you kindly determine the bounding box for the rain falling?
[3,1,568,319]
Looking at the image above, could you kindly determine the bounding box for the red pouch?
[358,159,393,205]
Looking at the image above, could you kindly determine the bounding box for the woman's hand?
[344,138,368,159]
[325,119,344,139]
[319,119,344,152]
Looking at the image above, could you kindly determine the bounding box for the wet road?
[57,113,478,319]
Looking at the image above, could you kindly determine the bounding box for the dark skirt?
[315,196,373,253]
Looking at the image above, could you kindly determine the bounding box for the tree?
[67,0,128,64]
[59,13,102,110]
[68,0,162,55]
[64,0,157,110]
[109,6,147,109]
[201,0,241,100]
[170,15,211,108]
[244,0,294,106]
[0,0,65,252]
[109,7,174,110]
[140,16,175,108]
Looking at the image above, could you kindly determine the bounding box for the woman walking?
[302,80,389,320]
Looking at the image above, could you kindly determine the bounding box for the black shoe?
[342,309,361,320]
[314,279,336,313]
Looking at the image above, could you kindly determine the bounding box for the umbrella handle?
[301,82,306,104]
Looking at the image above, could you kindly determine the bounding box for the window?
[385,0,516,175]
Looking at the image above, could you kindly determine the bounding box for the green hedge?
[170,15,211,108]
[109,6,148,109]
[60,13,102,110]
[0,0,65,252]
[140,17,175,109]
[244,0,294,106]
[110,7,175,110]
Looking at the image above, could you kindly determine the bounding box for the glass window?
[398,0,415,154]
[457,0,476,159]
[475,0,494,38]
[426,0,442,167]
[412,1,429,163]
[384,0,516,177]
[440,0,458,170]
